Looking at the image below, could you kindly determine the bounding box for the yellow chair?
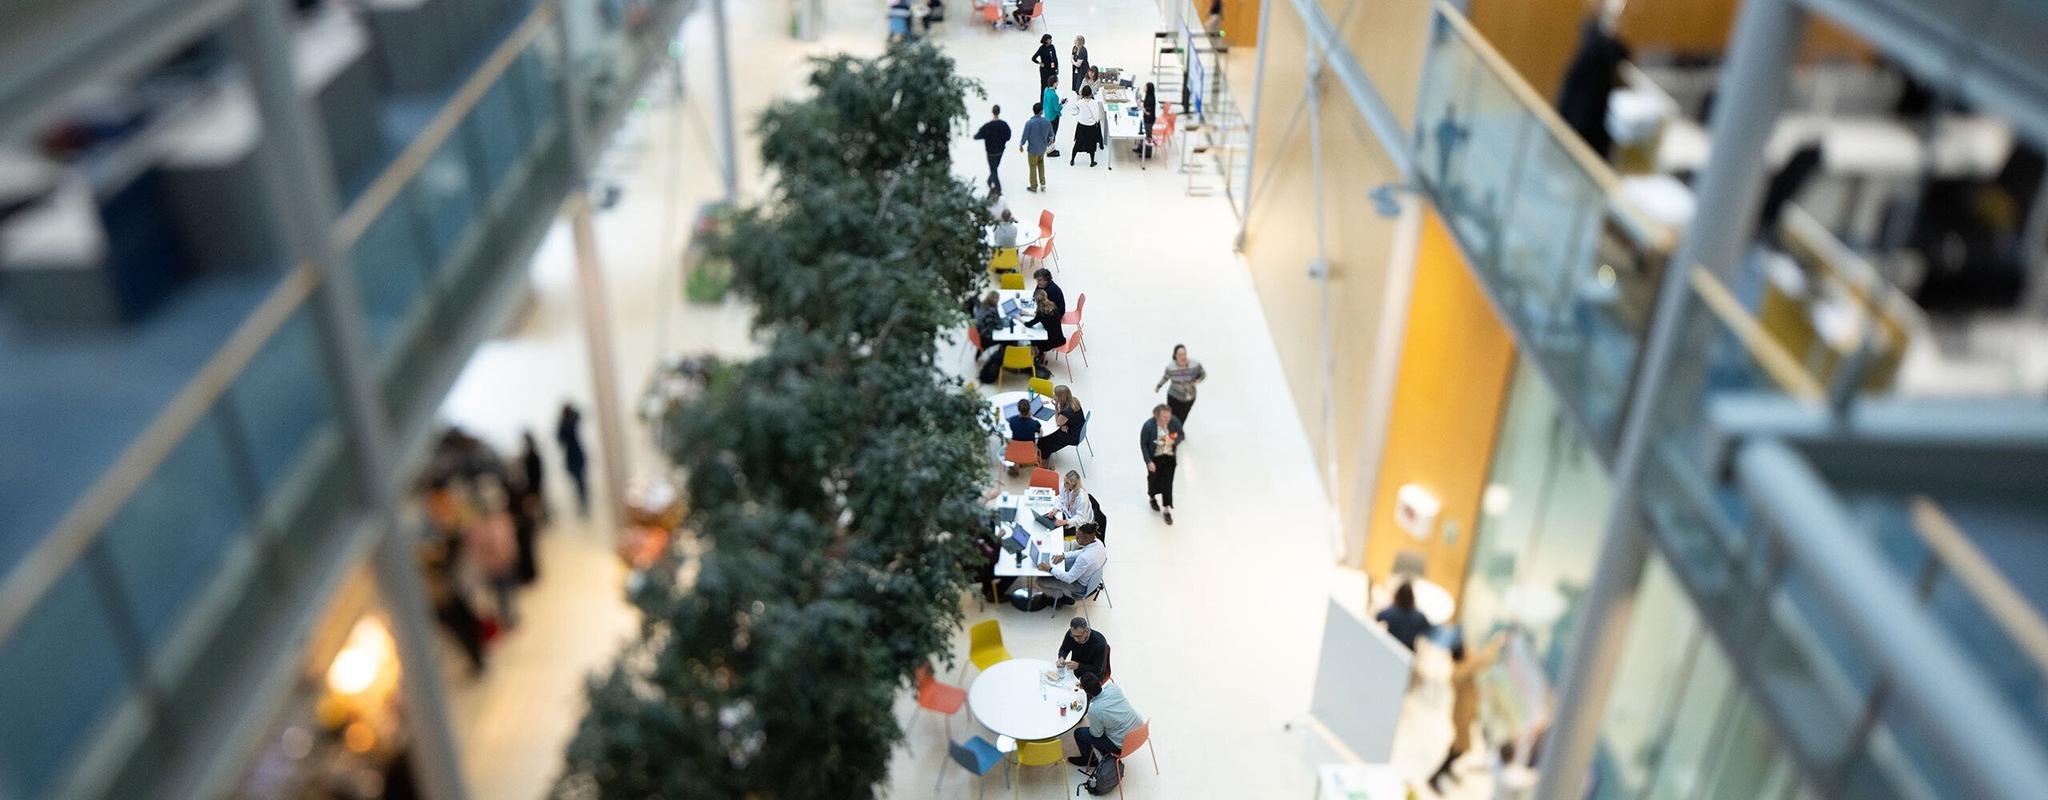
[967,620,1013,678]
[997,346,1035,391]
[989,247,1020,272]
[999,272,1026,290]
[1012,738,1069,798]
[1027,376,1055,399]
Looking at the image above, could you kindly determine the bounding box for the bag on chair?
[1081,757,1122,795]
[1008,587,1053,612]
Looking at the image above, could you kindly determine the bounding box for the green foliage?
[559,41,996,800]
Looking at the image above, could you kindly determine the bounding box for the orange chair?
[1060,292,1085,328]
[1112,720,1160,798]
[1051,328,1087,378]
[1038,209,1056,240]
[1028,468,1059,491]
[1002,440,1041,470]
[979,2,1002,28]
[911,663,969,742]
[1022,233,1060,273]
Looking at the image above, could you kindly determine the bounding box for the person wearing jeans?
[972,105,1012,192]
[1020,102,1053,192]
[1138,404,1184,524]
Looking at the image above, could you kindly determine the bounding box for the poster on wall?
[1183,26,1205,117]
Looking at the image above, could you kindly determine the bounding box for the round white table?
[968,658,1088,742]
[1410,578,1456,627]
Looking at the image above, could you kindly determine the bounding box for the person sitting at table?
[1058,616,1111,678]
[1038,385,1086,461]
[992,209,1021,248]
[1006,399,1041,443]
[1051,468,1093,528]
[1033,267,1065,318]
[987,186,1010,220]
[1068,670,1143,768]
[1029,291,1066,367]
[1036,522,1104,604]
[1375,581,1433,653]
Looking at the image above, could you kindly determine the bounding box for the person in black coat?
[1138,404,1184,524]
[1029,291,1066,364]
[1555,16,1629,159]
[1031,34,1058,88]
[1070,36,1091,93]
[556,403,589,516]
[1033,268,1065,319]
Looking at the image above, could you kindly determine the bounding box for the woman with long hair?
[1037,384,1087,461]
[1138,82,1158,157]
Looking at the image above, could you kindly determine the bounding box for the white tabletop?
[992,288,1048,342]
[1656,112,2012,179]
[1315,763,1406,800]
[987,223,1042,250]
[1411,579,1455,627]
[1102,102,1145,139]
[991,390,1055,439]
[968,658,1089,742]
[991,490,1065,578]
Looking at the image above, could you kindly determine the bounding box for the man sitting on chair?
[1036,522,1104,605]
[1058,616,1111,678]
[1069,670,1142,767]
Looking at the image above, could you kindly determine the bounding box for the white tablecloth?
[968,658,1087,741]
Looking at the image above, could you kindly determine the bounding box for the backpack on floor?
[1081,757,1121,795]
[1009,587,1053,612]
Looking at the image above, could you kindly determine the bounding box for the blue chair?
[939,736,1009,799]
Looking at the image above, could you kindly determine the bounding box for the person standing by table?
[1138,404,1184,524]
[1020,102,1053,193]
[1067,85,1105,167]
[1031,33,1059,89]
[1038,385,1087,462]
[556,402,589,517]
[1058,616,1111,678]
[972,105,1012,192]
[1154,344,1207,429]
[1070,36,1091,93]
[1137,82,1158,158]
[1036,522,1105,603]
[1040,75,1064,158]
[1375,581,1433,652]
[1068,671,1143,768]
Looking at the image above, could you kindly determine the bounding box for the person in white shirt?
[1036,522,1104,603]
[1066,85,1107,167]
[1052,470,1093,528]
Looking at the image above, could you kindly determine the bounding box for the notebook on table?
[1001,524,1030,553]
[1032,509,1058,529]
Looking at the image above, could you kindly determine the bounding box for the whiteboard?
[1307,599,1413,763]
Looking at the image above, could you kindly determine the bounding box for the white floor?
[431,1,1482,798]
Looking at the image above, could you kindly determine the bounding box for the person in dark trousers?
[1031,33,1058,88]
[1029,290,1066,365]
[1070,35,1091,93]
[1555,16,1629,159]
[1431,633,1506,794]
[517,430,546,521]
[422,529,487,675]
[1037,384,1086,461]
[1139,404,1183,524]
[556,403,589,516]
[1137,82,1158,158]
[1020,102,1053,192]
[1068,671,1143,767]
[1067,85,1104,167]
[1013,0,1039,28]
[973,105,1012,193]
[1040,75,1064,159]
[1058,616,1111,678]
[1376,581,1433,652]
[1154,344,1207,427]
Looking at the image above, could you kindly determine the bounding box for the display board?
[1307,598,1412,763]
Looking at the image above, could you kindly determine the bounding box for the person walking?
[1070,36,1091,93]
[1039,75,1064,158]
[1031,33,1059,91]
[1020,102,1053,192]
[972,105,1013,193]
[1431,633,1507,794]
[556,402,589,517]
[1139,404,1184,524]
[1067,85,1105,167]
[1154,344,1207,428]
[517,430,546,522]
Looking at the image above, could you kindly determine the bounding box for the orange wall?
[1362,211,1516,602]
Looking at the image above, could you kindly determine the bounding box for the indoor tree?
[557,41,996,799]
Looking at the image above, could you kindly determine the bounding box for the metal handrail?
[331,0,559,247]
[1910,496,2048,677]
[1689,264,1829,402]
[0,0,562,646]
[1430,1,1677,255]
[0,263,320,643]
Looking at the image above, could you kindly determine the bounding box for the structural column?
[709,0,739,202]
[1533,1,1808,798]
[549,8,634,526]
[229,1,467,799]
